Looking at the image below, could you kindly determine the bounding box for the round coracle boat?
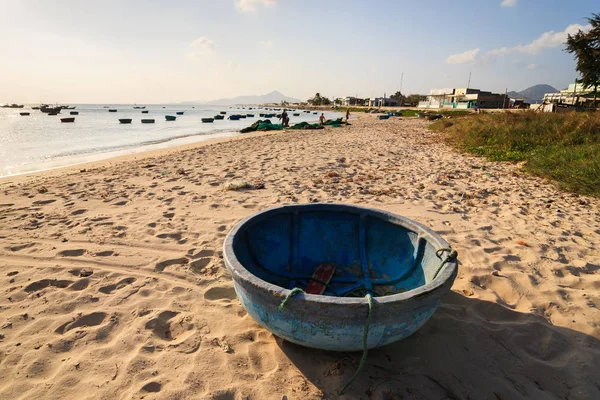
[224,203,458,352]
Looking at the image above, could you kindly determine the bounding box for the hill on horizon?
[199,91,301,105]
[508,84,558,104]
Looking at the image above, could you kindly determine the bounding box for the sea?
[0,104,340,177]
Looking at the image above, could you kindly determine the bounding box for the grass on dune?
[430,111,600,197]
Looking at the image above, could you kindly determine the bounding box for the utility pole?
[467,71,472,89]
[502,88,507,109]
[400,72,404,106]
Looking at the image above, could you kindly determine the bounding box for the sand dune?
[0,116,598,399]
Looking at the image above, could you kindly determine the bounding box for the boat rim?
[223,203,457,306]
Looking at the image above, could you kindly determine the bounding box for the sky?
[0,0,597,103]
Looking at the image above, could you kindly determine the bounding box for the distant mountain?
[202,91,301,105]
[508,84,558,103]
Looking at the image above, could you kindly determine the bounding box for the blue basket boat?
[224,203,457,352]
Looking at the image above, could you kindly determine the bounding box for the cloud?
[446,48,480,64]
[487,23,591,56]
[527,63,537,70]
[235,0,277,12]
[185,37,216,60]
[446,23,591,65]
[259,40,273,47]
[500,0,517,7]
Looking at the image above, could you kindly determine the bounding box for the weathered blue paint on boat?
[223,203,458,352]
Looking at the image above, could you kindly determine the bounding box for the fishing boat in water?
[60,117,75,123]
[141,110,149,114]
[214,115,224,120]
[20,112,30,116]
[70,111,79,115]
[119,119,132,124]
[220,111,227,115]
[108,109,117,112]
[141,119,155,123]
[246,114,254,117]
[133,106,146,109]
[201,118,214,123]
[228,115,241,120]
[165,115,176,121]
[176,111,184,115]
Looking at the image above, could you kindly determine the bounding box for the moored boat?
[31,107,40,110]
[165,115,176,121]
[228,115,241,120]
[70,111,79,115]
[246,114,254,117]
[202,118,214,123]
[133,106,146,109]
[220,111,226,115]
[20,112,30,116]
[141,119,155,123]
[119,119,132,124]
[108,109,117,112]
[60,117,75,123]
[141,110,149,114]
[293,113,300,116]
[214,115,224,120]
[176,111,184,115]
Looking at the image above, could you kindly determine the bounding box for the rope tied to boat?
[278,289,374,395]
[433,247,458,280]
[278,287,305,312]
[338,293,373,395]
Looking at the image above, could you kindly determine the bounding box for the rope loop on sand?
[433,247,458,280]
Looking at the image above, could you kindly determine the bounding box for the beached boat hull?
[224,204,457,352]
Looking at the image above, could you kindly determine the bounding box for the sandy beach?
[1,115,599,399]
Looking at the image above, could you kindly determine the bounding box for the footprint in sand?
[24,279,73,292]
[55,312,107,334]
[7,242,37,252]
[95,250,114,257]
[57,249,86,257]
[32,199,56,206]
[141,382,162,393]
[99,277,136,294]
[204,286,237,302]
[155,258,188,272]
[190,258,212,273]
[144,311,193,341]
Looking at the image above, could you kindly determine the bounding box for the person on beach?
[319,113,325,125]
[280,109,289,127]
[346,109,350,121]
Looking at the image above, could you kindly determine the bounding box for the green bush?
[430,111,600,196]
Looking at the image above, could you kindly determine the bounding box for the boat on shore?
[202,118,214,123]
[60,117,75,123]
[119,119,132,124]
[20,112,30,116]
[141,119,155,123]
[165,115,176,121]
